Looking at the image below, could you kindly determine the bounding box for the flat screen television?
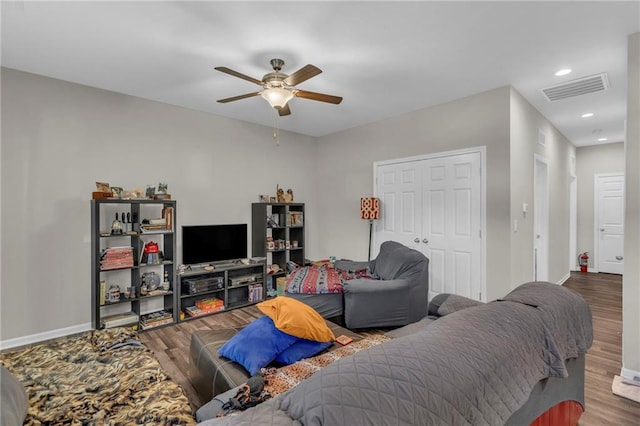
[182,224,248,265]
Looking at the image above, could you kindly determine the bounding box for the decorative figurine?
[162,271,170,291]
[111,212,123,235]
[111,187,123,199]
[276,184,294,203]
[107,285,121,303]
[154,182,170,200]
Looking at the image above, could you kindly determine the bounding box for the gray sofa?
[197,281,593,425]
[337,240,429,328]
[287,240,430,328]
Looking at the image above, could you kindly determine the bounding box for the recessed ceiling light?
[555,68,572,76]
[581,113,594,118]
[597,137,608,142]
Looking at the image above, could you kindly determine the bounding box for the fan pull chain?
[273,113,280,146]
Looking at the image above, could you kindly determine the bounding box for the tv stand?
[211,262,237,269]
[178,260,266,321]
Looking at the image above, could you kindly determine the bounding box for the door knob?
[422,238,429,244]
[616,256,623,261]
[414,238,420,243]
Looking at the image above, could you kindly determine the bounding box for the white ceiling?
[2,1,639,146]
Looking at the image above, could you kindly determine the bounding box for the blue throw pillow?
[217,316,298,375]
[274,338,332,365]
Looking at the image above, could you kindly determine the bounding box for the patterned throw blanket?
[285,264,379,294]
[219,335,390,417]
[263,334,389,395]
[0,328,195,425]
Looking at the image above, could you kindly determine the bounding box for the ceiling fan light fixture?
[261,87,294,109]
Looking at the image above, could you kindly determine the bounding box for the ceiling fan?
[215,58,343,116]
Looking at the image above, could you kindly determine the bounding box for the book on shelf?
[140,310,173,329]
[100,246,134,270]
[185,304,225,317]
[288,211,304,226]
[139,228,172,234]
[195,297,224,311]
[248,283,263,302]
[162,206,173,231]
[145,289,171,297]
[140,319,173,329]
[101,312,139,329]
[185,306,203,317]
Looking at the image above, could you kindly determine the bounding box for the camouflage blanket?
[0,328,195,425]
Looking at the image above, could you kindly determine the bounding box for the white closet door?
[374,150,483,301]
[423,152,482,299]
[375,161,422,252]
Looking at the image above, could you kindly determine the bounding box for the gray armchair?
[335,241,429,329]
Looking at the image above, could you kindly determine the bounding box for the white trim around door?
[533,154,549,282]
[594,173,625,275]
[373,146,486,301]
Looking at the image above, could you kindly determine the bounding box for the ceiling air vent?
[541,73,610,102]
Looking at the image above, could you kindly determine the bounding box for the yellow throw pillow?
[257,297,336,343]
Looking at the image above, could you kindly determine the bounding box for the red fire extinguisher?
[578,252,589,273]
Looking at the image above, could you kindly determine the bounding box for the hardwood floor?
[138,304,263,409]
[140,272,640,424]
[563,272,640,425]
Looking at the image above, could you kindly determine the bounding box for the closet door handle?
[414,238,420,243]
[422,238,429,244]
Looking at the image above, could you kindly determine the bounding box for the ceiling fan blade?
[217,92,261,103]
[278,104,291,116]
[283,64,322,86]
[214,66,263,86]
[295,90,343,104]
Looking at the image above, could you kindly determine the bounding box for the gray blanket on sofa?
[200,282,592,426]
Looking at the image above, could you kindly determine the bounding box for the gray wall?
[314,85,575,301]
[0,67,590,346]
[576,142,625,269]
[314,87,512,301]
[509,89,576,285]
[0,68,318,343]
[623,32,640,380]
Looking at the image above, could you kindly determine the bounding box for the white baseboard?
[0,323,92,351]
[557,273,570,285]
[621,367,640,382]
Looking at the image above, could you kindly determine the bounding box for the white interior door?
[534,155,549,282]
[595,174,624,274]
[374,148,484,301]
[375,161,422,252]
[423,152,482,300]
